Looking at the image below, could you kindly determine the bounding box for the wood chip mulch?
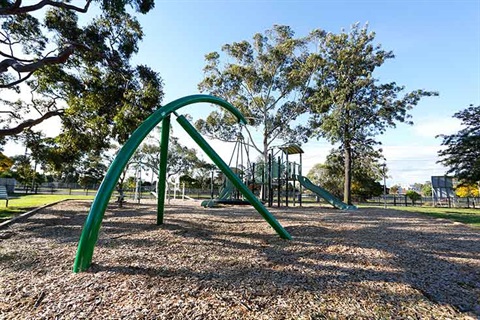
[0,200,479,319]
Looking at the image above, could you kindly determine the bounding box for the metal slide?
[296,175,357,210]
[201,180,234,207]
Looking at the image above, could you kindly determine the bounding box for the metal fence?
[10,183,480,209]
[367,195,480,209]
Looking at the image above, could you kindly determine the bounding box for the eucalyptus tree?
[307,146,385,200]
[0,0,162,152]
[77,153,108,188]
[438,104,480,185]
[132,127,203,184]
[196,25,317,163]
[306,24,437,204]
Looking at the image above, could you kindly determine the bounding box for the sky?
[3,0,480,187]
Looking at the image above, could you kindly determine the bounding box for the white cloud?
[413,117,463,138]
[382,145,448,186]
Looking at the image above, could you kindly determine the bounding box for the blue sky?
[4,0,480,186]
[134,0,479,186]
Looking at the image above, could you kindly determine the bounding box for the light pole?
[383,162,387,209]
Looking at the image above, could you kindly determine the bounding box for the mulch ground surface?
[0,199,479,319]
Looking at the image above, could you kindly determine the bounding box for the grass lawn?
[383,206,480,228]
[0,194,94,221]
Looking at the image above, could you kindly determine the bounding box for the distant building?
[407,184,421,192]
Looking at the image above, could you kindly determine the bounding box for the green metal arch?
[73,95,247,273]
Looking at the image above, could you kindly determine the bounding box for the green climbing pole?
[156,115,171,224]
[73,95,291,273]
[177,114,291,240]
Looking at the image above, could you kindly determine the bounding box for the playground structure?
[150,175,194,202]
[74,95,357,273]
[202,139,356,210]
[201,132,253,207]
[73,95,291,273]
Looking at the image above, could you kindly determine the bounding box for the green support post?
[176,115,291,240]
[156,115,170,224]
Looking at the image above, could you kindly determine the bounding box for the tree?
[406,190,421,205]
[192,161,216,190]
[9,155,33,188]
[197,25,316,163]
[1,0,162,148]
[77,154,107,188]
[307,159,343,198]
[306,24,437,205]
[421,182,432,197]
[0,152,13,172]
[179,174,200,188]
[438,105,480,184]
[1,0,155,88]
[138,135,201,182]
[128,128,204,193]
[389,185,400,195]
[307,147,385,201]
[351,176,383,202]
[455,184,479,198]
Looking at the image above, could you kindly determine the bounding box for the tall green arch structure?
[73,95,291,273]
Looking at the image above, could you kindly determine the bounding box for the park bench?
[0,185,9,207]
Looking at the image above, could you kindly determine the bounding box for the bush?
[406,190,421,205]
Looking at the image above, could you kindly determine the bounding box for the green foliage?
[307,160,343,198]
[77,154,108,188]
[9,155,34,186]
[197,25,315,160]
[180,174,200,188]
[406,190,421,205]
[307,147,385,201]
[1,0,162,151]
[133,129,204,183]
[352,177,383,202]
[438,105,480,184]
[125,176,136,189]
[191,162,216,190]
[306,23,437,204]
[421,182,432,196]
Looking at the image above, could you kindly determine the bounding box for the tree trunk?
[344,143,352,205]
[260,139,269,200]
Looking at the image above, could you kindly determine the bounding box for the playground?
[1,199,479,319]
[0,95,478,318]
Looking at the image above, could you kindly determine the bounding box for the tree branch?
[0,0,93,15]
[242,126,263,155]
[0,71,34,88]
[0,109,63,137]
[0,110,20,119]
[0,51,36,63]
[0,45,78,74]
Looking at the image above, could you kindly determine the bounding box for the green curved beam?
[73,95,247,272]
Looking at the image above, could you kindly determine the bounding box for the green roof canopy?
[280,144,304,155]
